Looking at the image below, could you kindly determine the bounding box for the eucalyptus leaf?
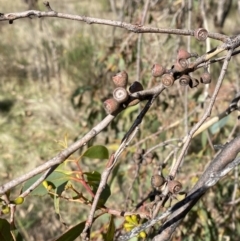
[52,221,86,241]
[0,218,14,241]
[22,171,70,196]
[83,145,109,159]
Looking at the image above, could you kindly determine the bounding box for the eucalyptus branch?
[82,96,158,240]
[119,135,240,241]
[0,114,115,195]
[169,48,234,179]
[0,2,227,41]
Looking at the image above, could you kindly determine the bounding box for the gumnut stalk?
[200,67,211,84]
[113,87,129,103]
[103,98,120,114]
[112,71,128,88]
[151,64,166,77]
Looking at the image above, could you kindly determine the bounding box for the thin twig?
[0,8,227,41]
[118,136,240,240]
[169,48,234,179]
[0,114,115,196]
[136,0,151,81]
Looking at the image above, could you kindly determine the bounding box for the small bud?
[124,222,135,229]
[103,98,120,114]
[125,215,137,225]
[139,231,147,238]
[13,197,24,205]
[1,205,10,214]
[151,64,166,77]
[131,214,139,224]
[112,71,128,88]
[42,180,49,189]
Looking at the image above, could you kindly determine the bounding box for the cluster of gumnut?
[133,148,183,196]
[152,46,211,89]
[103,28,210,114]
[151,173,182,197]
[133,148,155,166]
[151,28,211,88]
[103,71,144,115]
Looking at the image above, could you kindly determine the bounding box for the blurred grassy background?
[1,0,240,240]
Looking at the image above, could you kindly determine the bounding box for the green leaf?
[84,171,111,206]
[83,145,109,159]
[52,221,86,241]
[22,171,70,196]
[209,116,229,135]
[0,218,14,241]
[103,215,115,241]
[122,105,138,118]
[201,131,207,148]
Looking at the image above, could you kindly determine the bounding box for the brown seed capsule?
[133,148,144,164]
[103,98,120,114]
[167,180,182,194]
[144,152,154,164]
[151,175,165,189]
[177,48,192,60]
[161,74,175,87]
[179,74,191,86]
[112,71,128,88]
[151,64,166,77]
[200,68,211,84]
[194,28,208,41]
[174,59,189,72]
[189,78,199,88]
[129,81,144,93]
[113,87,129,103]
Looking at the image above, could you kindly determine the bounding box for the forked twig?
[169,48,234,179]
[119,135,240,240]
